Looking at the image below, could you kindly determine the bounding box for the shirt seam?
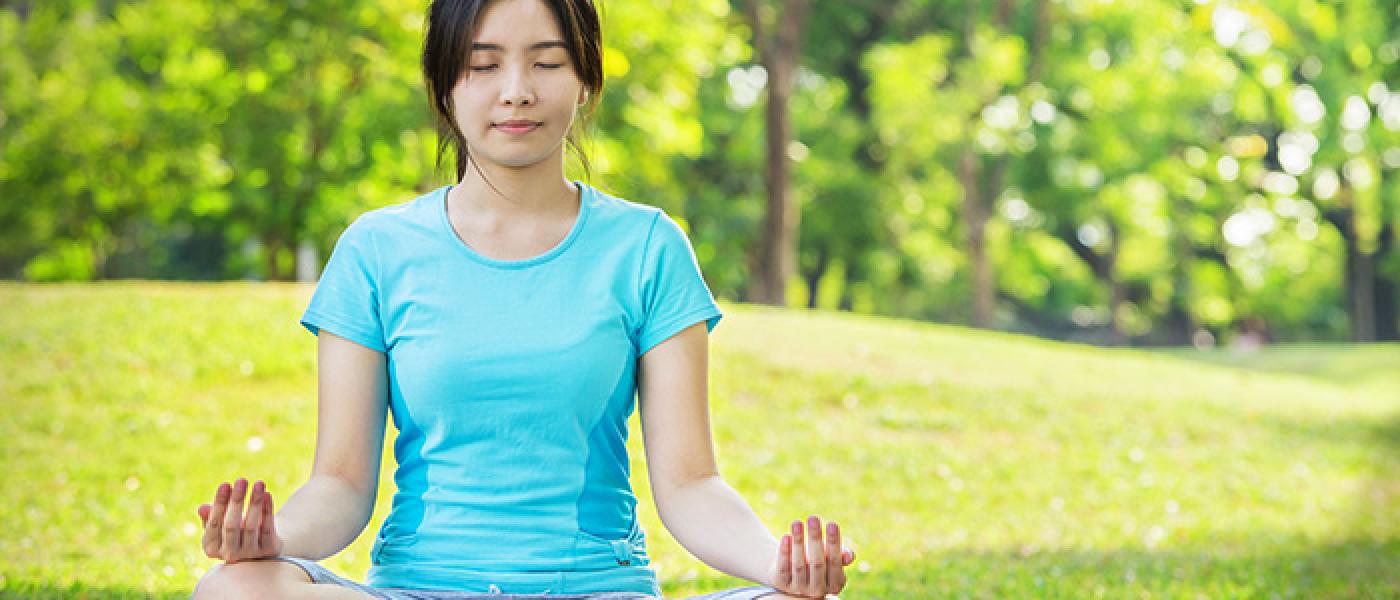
[640,304,721,356]
[634,209,664,342]
[440,182,591,270]
[367,217,385,347]
[302,309,387,353]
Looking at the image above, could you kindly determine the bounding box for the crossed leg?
[194,561,818,600]
[192,560,378,600]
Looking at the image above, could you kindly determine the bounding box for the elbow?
[313,471,378,517]
[652,471,721,512]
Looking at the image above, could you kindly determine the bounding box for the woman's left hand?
[767,515,855,599]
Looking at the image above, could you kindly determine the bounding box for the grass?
[2,282,1398,599]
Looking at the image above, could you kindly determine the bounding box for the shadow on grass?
[1148,343,1400,390]
[0,580,189,599]
[664,414,1400,599]
[1265,410,1400,540]
[8,537,1400,599]
[672,539,1400,599]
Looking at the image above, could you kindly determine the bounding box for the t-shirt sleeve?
[300,217,387,353]
[636,210,723,356]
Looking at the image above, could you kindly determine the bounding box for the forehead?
[474,0,565,46]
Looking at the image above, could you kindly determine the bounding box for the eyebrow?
[471,40,568,52]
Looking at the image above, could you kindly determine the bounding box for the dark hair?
[422,0,604,183]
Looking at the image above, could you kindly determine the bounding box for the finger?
[260,489,278,541]
[197,503,211,526]
[774,534,793,590]
[789,520,808,594]
[204,483,230,531]
[826,522,846,593]
[842,548,855,566]
[221,478,248,558]
[806,516,826,590]
[202,482,231,556]
[243,481,266,553]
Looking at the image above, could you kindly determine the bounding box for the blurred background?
[4,0,1397,347]
[4,1,1400,598]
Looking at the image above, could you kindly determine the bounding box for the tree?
[740,0,810,306]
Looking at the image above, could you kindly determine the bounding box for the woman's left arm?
[637,322,854,599]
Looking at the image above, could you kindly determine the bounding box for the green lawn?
[2,282,1397,599]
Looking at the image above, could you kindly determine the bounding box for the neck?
[452,154,578,220]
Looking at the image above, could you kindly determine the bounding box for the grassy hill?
[2,282,1397,598]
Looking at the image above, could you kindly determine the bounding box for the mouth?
[493,120,541,134]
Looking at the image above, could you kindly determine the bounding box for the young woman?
[191,0,853,598]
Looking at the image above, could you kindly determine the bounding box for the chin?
[476,146,564,169]
[481,154,550,170]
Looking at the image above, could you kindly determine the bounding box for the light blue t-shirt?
[299,181,723,595]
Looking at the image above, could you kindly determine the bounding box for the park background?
[2,0,1398,598]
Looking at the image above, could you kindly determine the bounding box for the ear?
[577,87,589,106]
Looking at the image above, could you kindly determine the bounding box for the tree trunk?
[1164,197,1197,345]
[1376,275,1397,342]
[1030,0,1050,82]
[1055,218,1127,344]
[1376,222,1397,341]
[1326,188,1379,342]
[804,243,829,309]
[1106,221,1126,345]
[1348,244,1376,342]
[835,256,862,311]
[997,0,1016,27]
[263,235,284,281]
[959,149,993,327]
[958,0,1018,329]
[747,0,810,306]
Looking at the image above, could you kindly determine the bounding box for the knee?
[193,560,300,600]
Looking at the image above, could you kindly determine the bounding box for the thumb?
[197,503,211,525]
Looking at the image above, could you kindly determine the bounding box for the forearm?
[655,475,778,586]
[274,473,375,560]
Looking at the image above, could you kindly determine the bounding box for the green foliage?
[1,0,1398,341]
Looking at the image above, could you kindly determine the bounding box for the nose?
[500,65,534,106]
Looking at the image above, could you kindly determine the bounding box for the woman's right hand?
[196,478,285,563]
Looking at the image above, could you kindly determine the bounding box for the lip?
[493,120,541,134]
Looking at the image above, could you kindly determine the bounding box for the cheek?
[552,85,585,116]
[452,83,477,105]
[451,89,492,128]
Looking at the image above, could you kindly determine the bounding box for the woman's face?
[452,0,587,174]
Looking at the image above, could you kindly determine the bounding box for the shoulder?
[581,182,694,246]
[582,181,664,225]
[340,186,444,241]
[356,186,439,227]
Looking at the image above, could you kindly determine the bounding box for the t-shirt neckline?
[438,180,592,269]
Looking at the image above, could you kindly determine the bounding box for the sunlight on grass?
[2,283,1398,598]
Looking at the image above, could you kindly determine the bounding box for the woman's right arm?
[278,329,391,559]
[197,329,390,562]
